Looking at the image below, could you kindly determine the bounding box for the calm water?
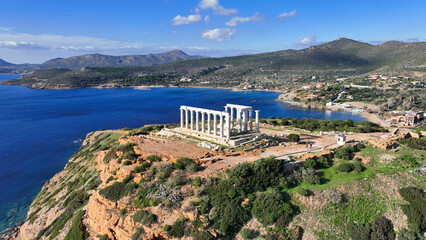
[0,74,365,231]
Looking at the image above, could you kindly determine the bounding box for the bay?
[0,74,365,231]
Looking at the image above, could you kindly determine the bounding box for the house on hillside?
[316,83,325,88]
[302,84,312,90]
[389,111,424,127]
[369,75,380,80]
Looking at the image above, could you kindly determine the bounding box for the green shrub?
[122,174,133,184]
[106,176,115,183]
[103,149,117,163]
[297,188,309,196]
[188,163,201,173]
[251,190,293,225]
[174,157,193,170]
[191,230,213,240]
[192,176,202,187]
[354,162,365,173]
[167,219,186,238]
[163,225,171,231]
[147,155,162,162]
[133,210,157,226]
[134,161,151,173]
[131,227,144,240]
[304,158,317,169]
[347,222,371,240]
[399,187,426,233]
[119,209,127,216]
[336,163,354,173]
[99,182,136,201]
[63,210,86,240]
[398,138,426,150]
[240,228,251,240]
[123,160,132,165]
[347,216,395,240]
[100,234,111,240]
[288,134,300,142]
[370,216,395,240]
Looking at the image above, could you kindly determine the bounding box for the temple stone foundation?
[177,104,263,146]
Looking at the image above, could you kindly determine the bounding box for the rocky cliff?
[4,125,424,240]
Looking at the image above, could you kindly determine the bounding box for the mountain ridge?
[1,38,425,89]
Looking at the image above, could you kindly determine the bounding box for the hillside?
[2,38,425,89]
[0,58,14,67]
[39,50,204,69]
[4,124,425,240]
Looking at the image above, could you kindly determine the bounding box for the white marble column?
[195,111,199,131]
[180,107,184,128]
[220,113,224,138]
[248,110,253,131]
[255,110,260,132]
[242,110,247,132]
[226,114,231,141]
[185,109,189,129]
[190,110,194,130]
[237,109,242,132]
[213,114,217,136]
[207,112,211,134]
[230,107,234,127]
[201,112,205,133]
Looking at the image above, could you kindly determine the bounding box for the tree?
[288,134,300,142]
[370,216,395,240]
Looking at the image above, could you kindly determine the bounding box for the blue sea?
[0,74,365,231]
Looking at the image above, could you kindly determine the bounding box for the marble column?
[255,110,260,132]
[237,109,242,132]
[196,111,199,131]
[201,112,205,133]
[185,109,189,129]
[248,110,253,131]
[242,110,247,132]
[220,113,224,138]
[213,114,217,136]
[190,110,194,130]
[230,107,234,127]
[180,107,184,128]
[226,114,231,141]
[207,112,211,134]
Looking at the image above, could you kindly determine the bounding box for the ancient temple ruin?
[178,104,262,146]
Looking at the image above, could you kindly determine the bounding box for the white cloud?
[0,41,46,50]
[202,28,236,42]
[299,36,316,45]
[278,10,297,19]
[198,0,238,16]
[172,14,203,25]
[225,13,264,27]
[204,15,211,23]
[292,36,320,48]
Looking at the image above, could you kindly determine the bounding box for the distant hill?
[39,50,204,69]
[0,58,14,67]
[2,38,425,89]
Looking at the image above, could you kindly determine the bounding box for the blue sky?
[0,0,425,63]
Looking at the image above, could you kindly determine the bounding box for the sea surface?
[0,74,366,231]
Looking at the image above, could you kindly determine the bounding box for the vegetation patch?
[99,182,137,201]
[261,117,386,133]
